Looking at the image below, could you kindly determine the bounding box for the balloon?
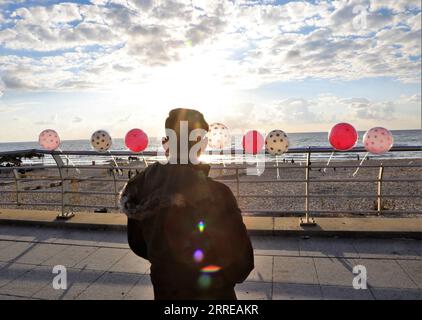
[242,130,264,154]
[125,129,149,153]
[39,129,61,151]
[363,127,394,154]
[328,123,358,151]
[265,130,289,155]
[91,130,112,152]
[208,123,230,149]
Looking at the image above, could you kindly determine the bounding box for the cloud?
[344,98,396,120]
[0,0,419,92]
[0,78,4,97]
[72,116,83,123]
[118,114,132,122]
[219,92,421,132]
[34,114,58,125]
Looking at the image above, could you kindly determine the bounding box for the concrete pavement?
[0,225,420,300]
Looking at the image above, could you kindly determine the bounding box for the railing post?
[300,149,316,226]
[52,154,74,219]
[377,163,384,214]
[111,168,119,210]
[12,169,20,206]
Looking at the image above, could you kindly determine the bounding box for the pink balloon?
[363,127,394,154]
[125,129,149,153]
[242,130,264,154]
[328,123,358,151]
[39,129,61,151]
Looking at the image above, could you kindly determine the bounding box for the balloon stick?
[323,151,335,173]
[276,155,280,180]
[108,151,122,176]
[352,152,369,177]
[58,148,80,174]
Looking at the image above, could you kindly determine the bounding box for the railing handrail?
[0,145,421,157]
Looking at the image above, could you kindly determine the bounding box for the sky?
[0,0,421,142]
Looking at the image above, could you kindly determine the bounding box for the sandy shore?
[0,158,421,217]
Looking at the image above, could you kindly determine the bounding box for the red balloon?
[242,130,264,154]
[328,123,358,151]
[125,129,149,153]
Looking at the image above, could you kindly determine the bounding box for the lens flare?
[201,265,221,274]
[193,249,204,263]
[198,221,205,233]
[198,274,212,290]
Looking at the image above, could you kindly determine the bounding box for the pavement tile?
[108,251,151,275]
[371,287,422,300]
[273,283,322,300]
[273,257,318,285]
[321,285,374,300]
[41,245,98,268]
[52,230,113,247]
[0,263,34,288]
[246,255,273,282]
[14,227,62,243]
[396,260,422,289]
[33,268,105,300]
[124,275,154,300]
[359,258,418,289]
[300,238,359,258]
[0,241,12,251]
[74,247,127,271]
[0,226,26,241]
[0,265,52,297]
[0,241,38,263]
[14,243,67,265]
[314,257,359,286]
[76,271,140,300]
[236,281,272,300]
[251,236,300,257]
[353,239,422,260]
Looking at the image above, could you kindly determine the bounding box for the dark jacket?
[120,162,254,300]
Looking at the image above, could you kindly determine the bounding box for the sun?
[108,52,237,120]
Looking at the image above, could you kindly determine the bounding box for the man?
[120,108,254,300]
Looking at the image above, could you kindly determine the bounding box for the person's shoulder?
[207,178,238,208]
[140,161,164,177]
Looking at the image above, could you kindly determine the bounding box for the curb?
[0,218,421,239]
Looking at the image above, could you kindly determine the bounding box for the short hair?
[165,108,209,135]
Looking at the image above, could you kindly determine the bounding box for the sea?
[0,130,420,165]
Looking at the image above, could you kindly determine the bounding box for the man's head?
[163,108,209,163]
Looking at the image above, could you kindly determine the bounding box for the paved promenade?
[0,225,421,300]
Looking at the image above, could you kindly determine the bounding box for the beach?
[0,158,420,217]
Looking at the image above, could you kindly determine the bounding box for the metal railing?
[0,146,421,225]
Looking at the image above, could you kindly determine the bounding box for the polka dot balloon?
[91,130,112,152]
[39,129,61,151]
[207,123,230,149]
[363,127,394,154]
[265,130,290,155]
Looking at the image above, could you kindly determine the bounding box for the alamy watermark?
[52,265,67,290]
[353,265,368,290]
[157,122,268,176]
[352,4,368,31]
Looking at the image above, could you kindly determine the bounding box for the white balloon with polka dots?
[91,130,113,152]
[363,127,394,154]
[39,129,61,151]
[207,123,230,149]
[265,130,290,155]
